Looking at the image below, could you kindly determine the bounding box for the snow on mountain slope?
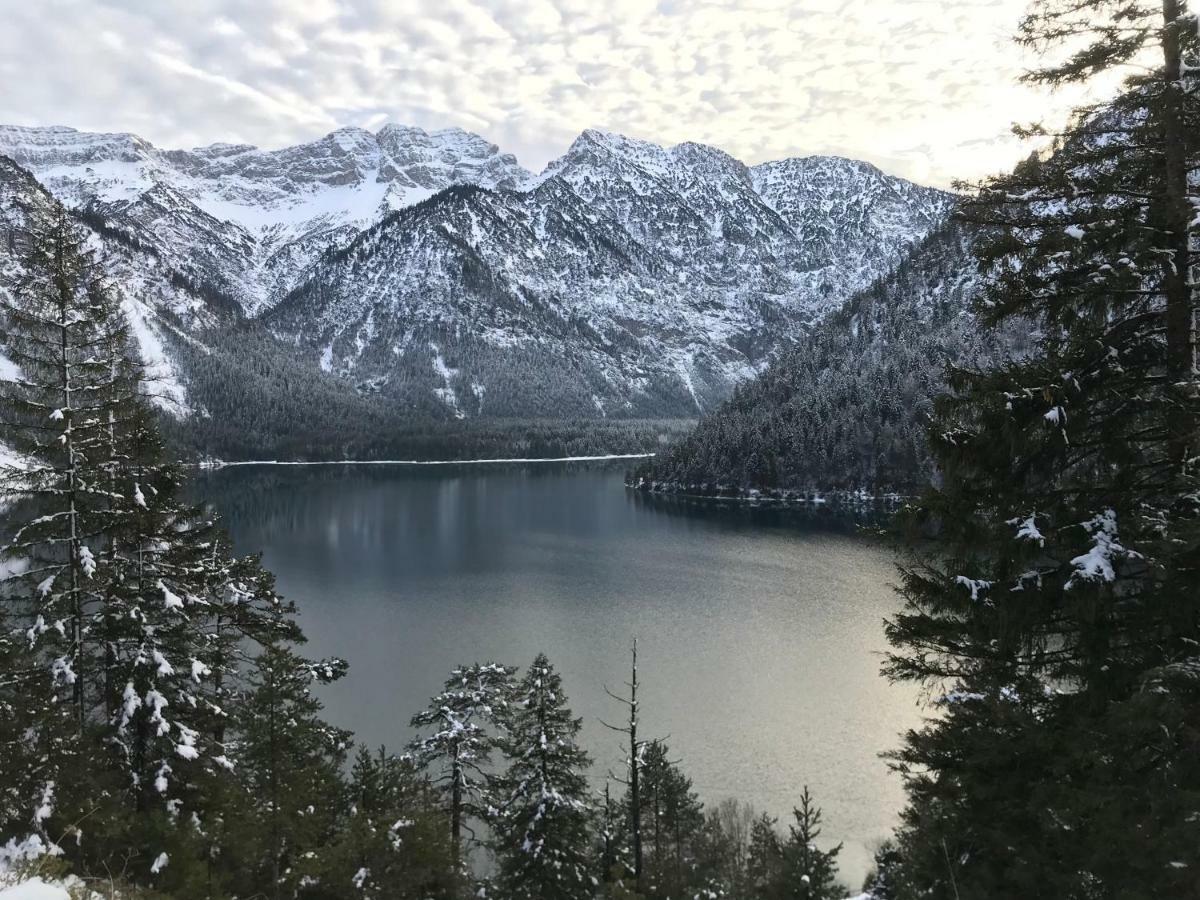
[267,129,956,417]
[635,222,1009,494]
[1,122,957,424]
[0,124,530,315]
[752,155,956,298]
[0,154,198,416]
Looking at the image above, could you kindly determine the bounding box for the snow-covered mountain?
[0,153,198,416]
[0,122,956,433]
[268,128,956,417]
[633,222,1002,494]
[0,124,529,316]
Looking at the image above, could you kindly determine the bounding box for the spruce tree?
[407,662,515,870]
[780,787,842,900]
[492,654,594,900]
[884,0,1200,895]
[228,639,350,900]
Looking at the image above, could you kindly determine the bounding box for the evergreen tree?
[323,746,457,900]
[746,813,784,900]
[407,661,515,870]
[0,213,134,732]
[780,788,841,900]
[492,654,594,900]
[228,639,350,900]
[0,214,145,862]
[633,740,705,900]
[884,0,1200,896]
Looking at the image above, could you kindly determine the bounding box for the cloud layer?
[1,0,1095,186]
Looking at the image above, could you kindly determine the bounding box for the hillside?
[632,222,1026,495]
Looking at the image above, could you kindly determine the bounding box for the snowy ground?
[0,879,70,900]
[201,452,655,468]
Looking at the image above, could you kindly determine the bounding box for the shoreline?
[198,453,655,469]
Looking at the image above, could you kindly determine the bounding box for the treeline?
[0,218,849,900]
[634,223,1024,496]
[159,321,693,461]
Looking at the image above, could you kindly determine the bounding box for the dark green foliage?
[747,813,785,899]
[631,741,706,899]
[492,655,594,900]
[159,318,694,461]
[882,1,1200,896]
[322,747,459,900]
[225,642,350,900]
[860,840,906,900]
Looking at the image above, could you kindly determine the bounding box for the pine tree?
[407,661,515,871]
[780,788,841,900]
[229,639,350,900]
[492,654,594,900]
[322,746,457,899]
[884,0,1200,895]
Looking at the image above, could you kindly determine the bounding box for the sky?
[0,0,1099,188]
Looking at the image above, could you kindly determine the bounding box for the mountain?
[0,123,957,455]
[0,124,530,317]
[266,129,956,419]
[631,222,1028,495]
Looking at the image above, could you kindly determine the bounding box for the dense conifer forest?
[157,322,693,463]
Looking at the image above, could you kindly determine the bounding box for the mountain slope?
[1,123,959,446]
[267,129,956,419]
[632,222,1024,494]
[0,124,530,316]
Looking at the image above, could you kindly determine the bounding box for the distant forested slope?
[634,222,1026,494]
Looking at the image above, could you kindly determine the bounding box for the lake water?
[194,461,920,886]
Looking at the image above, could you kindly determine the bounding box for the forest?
[159,321,693,463]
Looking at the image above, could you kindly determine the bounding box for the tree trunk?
[450,744,462,869]
[55,228,84,732]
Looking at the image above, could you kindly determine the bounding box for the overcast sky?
[0,0,1095,187]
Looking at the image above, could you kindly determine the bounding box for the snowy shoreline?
[197,453,655,470]
[625,477,908,507]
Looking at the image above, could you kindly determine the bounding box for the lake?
[194,460,920,886]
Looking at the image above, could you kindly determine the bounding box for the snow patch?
[123,299,191,417]
[429,343,465,419]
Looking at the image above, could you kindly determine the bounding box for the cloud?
[0,0,1102,186]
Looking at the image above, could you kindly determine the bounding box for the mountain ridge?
[0,121,959,452]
